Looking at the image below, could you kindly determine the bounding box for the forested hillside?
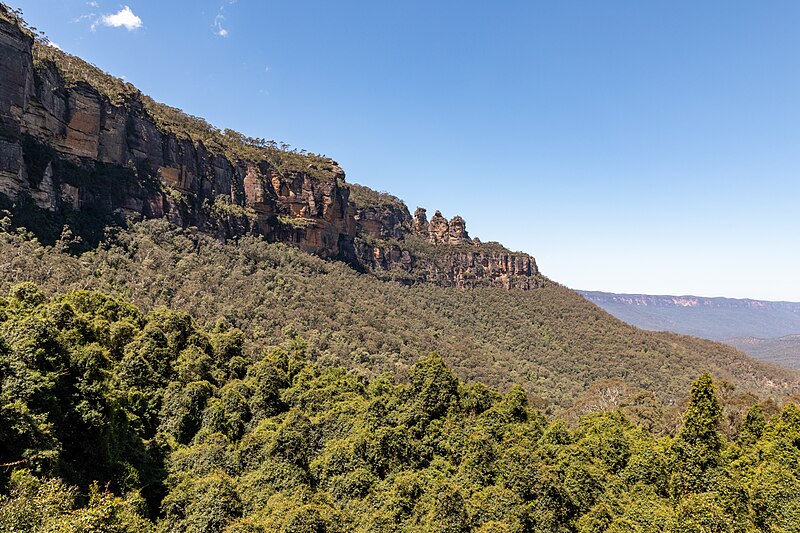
[1,3,796,410]
[1,219,797,412]
[726,335,800,370]
[580,291,800,370]
[2,283,800,532]
[2,5,800,530]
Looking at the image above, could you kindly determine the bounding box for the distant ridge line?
[579,290,800,309]
[579,290,800,349]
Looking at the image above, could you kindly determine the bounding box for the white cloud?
[75,13,97,24]
[87,1,99,7]
[213,13,228,37]
[47,41,62,50]
[99,6,142,31]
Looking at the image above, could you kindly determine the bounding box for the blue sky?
[10,1,800,300]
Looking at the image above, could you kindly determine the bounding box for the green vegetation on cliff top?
[348,184,409,213]
[1,3,340,182]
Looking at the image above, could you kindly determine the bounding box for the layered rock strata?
[354,203,540,289]
[0,14,353,256]
[0,9,541,290]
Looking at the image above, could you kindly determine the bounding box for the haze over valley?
[581,291,800,368]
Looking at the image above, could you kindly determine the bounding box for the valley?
[2,4,800,530]
[581,291,800,369]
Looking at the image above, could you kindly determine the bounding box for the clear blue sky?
[10,1,800,300]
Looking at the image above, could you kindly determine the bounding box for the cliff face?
[0,15,353,257]
[355,239,541,289]
[0,10,541,290]
[353,203,540,289]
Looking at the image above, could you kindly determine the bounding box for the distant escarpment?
[581,290,800,341]
[0,7,541,290]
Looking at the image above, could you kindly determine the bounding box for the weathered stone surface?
[447,215,469,244]
[0,15,356,257]
[354,201,411,240]
[0,12,542,290]
[353,200,539,289]
[413,209,471,245]
[413,207,428,234]
[0,17,33,131]
[428,210,449,244]
[0,139,24,198]
[355,239,540,289]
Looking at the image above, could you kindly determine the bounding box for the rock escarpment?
[353,198,541,289]
[349,184,411,240]
[355,239,541,290]
[414,208,471,245]
[0,12,353,257]
[0,7,542,290]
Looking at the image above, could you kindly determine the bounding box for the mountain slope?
[726,335,800,369]
[0,4,797,409]
[4,284,799,531]
[1,220,798,409]
[580,290,800,369]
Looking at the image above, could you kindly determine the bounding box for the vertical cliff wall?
[0,7,542,290]
[0,12,354,257]
[351,194,541,289]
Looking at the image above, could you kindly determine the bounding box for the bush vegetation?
[348,184,409,213]
[0,219,797,417]
[1,283,800,531]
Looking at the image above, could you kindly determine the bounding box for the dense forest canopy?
[2,6,800,529]
[1,283,800,531]
[1,219,796,416]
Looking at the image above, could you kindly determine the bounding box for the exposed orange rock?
[0,11,542,290]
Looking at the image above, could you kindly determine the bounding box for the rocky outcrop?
[0,9,542,290]
[0,13,33,133]
[355,206,540,289]
[352,200,411,240]
[447,216,469,244]
[0,14,353,257]
[413,207,428,234]
[428,210,450,244]
[412,208,471,245]
[355,239,540,289]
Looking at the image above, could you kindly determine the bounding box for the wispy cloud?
[213,13,228,37]
[212,1,238,37]
[90,6,142,31]
[75,13,96,23]
[87,1,99,7]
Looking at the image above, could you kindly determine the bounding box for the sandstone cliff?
[0,7,542,290]
[351,192,541,289]
[0,11,353,257]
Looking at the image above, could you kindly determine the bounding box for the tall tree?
[670,373,724,496]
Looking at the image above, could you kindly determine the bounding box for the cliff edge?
[0,5,540,290]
